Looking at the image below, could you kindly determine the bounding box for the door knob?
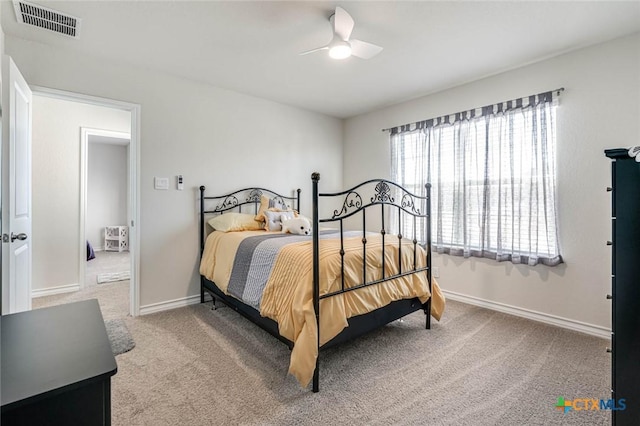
[10,232,27,242]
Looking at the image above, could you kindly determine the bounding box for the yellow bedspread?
[200,230,445,387]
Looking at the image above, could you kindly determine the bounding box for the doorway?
[81,129,131,318]
[29,88,140,317]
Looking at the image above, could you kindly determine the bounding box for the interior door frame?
[32,86,141,316]
[80,127,131,289]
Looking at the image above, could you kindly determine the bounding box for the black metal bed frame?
[199,174,432,392]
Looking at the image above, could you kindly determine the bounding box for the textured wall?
[87,142,128,250]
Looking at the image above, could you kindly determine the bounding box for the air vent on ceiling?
[13,0,81,38]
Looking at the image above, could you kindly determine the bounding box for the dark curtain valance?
[387,88,563,135]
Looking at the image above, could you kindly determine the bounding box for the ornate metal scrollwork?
[401,194,422,215]
[628,146,640,162]
[332,191,363,219]
[371,181,394,203]
[215,195,239,212]
[246,189,263,203]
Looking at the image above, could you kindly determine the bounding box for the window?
[390,91,563,266]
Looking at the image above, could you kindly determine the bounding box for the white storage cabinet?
[104,226,129,252]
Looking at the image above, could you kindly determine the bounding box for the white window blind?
[390,91,563,266]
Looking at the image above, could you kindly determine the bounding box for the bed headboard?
[199,186,301,253]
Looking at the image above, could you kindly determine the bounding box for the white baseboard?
[32,283,80,298]
[139,294,203,315]
[442,289,611,339]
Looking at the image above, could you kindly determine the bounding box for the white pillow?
[263,210,296,232]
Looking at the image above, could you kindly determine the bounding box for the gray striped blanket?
[227,230,355,310]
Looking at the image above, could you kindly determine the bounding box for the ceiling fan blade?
[350,39,383,59]
[299,46,329,56]
[333,6,354,41]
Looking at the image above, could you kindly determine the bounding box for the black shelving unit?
[605,148,640,425]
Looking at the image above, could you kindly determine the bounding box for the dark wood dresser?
[605,148,640,425]
[1,299,118,425]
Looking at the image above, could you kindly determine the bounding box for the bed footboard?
[311,173,432,392]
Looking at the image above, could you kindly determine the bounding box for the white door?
[2,57,32,314]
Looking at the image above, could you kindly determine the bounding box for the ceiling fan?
[300,6,383,60]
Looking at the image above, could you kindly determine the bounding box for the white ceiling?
[3,1,640,118]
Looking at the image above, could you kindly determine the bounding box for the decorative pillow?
[208,213,264,232]
[255,195,289,222]
[263,209,296,232]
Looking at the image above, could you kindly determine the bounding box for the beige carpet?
[111,300,610,425]
[33,251,130,320]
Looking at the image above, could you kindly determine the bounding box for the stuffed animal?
[281,217,312,235]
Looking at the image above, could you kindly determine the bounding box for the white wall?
[0,2,4,312]
[31,96,130,291]
[0,4,4,69]
[344,33,640,331]
[87,141,128,250]
[7,36,343,308]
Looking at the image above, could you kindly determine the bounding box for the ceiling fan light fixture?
[299,7,382,60]
[328,40,351,60]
